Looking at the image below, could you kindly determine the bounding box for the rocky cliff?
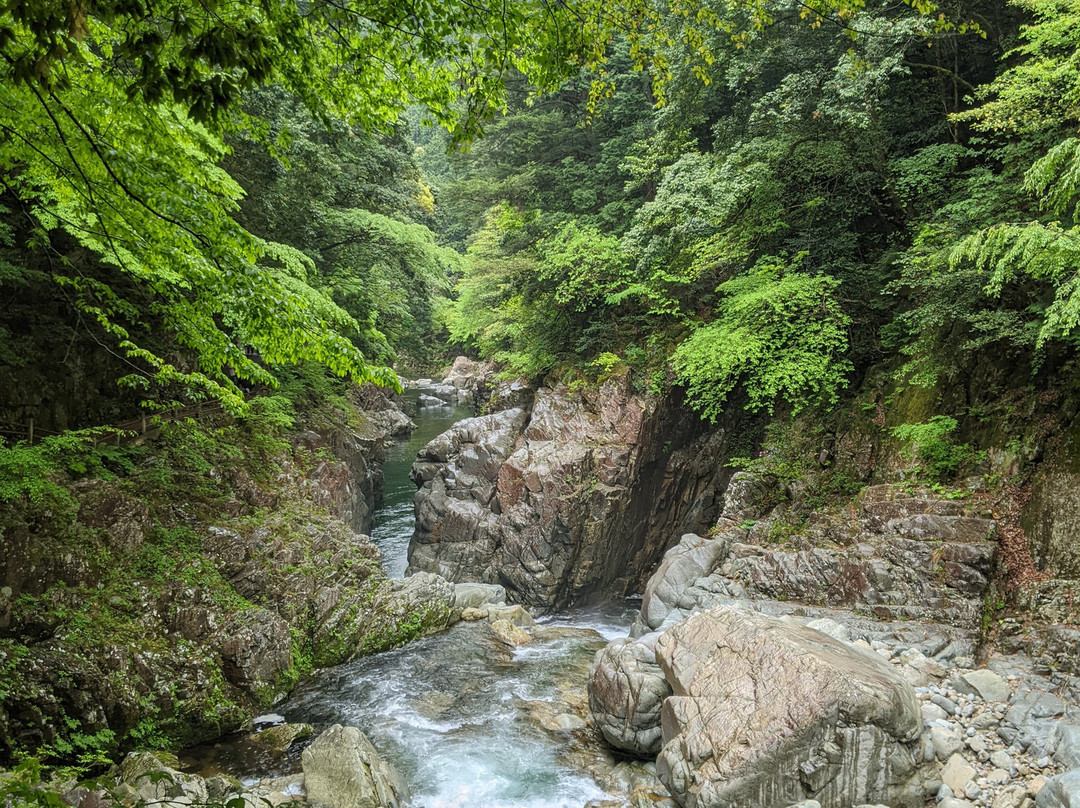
[406,370,754,609]
[0,387,448,765]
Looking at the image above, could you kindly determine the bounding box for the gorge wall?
[0,388,453,764]
[406,369,756,610]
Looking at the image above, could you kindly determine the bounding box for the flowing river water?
[186,386,641,807]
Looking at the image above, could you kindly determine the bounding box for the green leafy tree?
[672,256,853,418]
[0,0,738,411]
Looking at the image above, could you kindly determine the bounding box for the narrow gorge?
[5,0,1080,805]
[11,358,1075,808]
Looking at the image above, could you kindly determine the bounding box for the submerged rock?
[248,722,314,753]
[301,724,408,808]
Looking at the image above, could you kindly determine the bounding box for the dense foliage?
[432,0,1080,426]
[6,0,1069,429]
[0,0,734,426]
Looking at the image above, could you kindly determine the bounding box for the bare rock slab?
[653,606,929,808]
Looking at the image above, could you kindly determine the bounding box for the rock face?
[588,460,1080,808]
[0,391,455,762]
[407,375,749,608]
[590,606,929,808]
[442,355,499,407]
[651,607,926,808]
[302,724,408,808]
[632,478,997,635]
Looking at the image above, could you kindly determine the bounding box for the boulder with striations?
[588,631,672,756]
[591,605,933,808]
[301,724,408,808]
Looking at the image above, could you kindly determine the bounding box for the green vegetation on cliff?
[4,0,1080,776]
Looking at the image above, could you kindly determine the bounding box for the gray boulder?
[1036,770,1080,808]
[301,724,408,808]
[638,533,731,634]
[1000,686,1066,753]
[1054,724,1080,769]
[588,633,672,755]
[952,669,1010,703]
[117,752,209,805]
[452,582,506,612]
[652,606,929,808]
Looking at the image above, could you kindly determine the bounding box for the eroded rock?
[651,606,928,808]
[408,377,743,609]
[589,633,672,756]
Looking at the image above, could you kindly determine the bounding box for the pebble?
[924,703,950,722]
[932,727,963,761]
[990,751,1013,770]
[967,727,979,739]
[933,694,960,715]
[937,784,955,802]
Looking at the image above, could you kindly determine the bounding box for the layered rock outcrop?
[407,373,749,609]
[632,477,997,636]
[587,460,1080,808]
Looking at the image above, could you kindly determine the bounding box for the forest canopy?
[2,0,1079,431]
[0,0,732,415]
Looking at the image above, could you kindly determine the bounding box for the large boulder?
[1036,770,1080,808]
[588,632,672,755]
[636,533,734,636]
[116,751,209,805]
[651,606,929,808]
[301,724,408,808]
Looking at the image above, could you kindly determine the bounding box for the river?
[185,385,642,807]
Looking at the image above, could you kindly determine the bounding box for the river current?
[187,386,639,807]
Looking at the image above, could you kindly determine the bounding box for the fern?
[951,221,1080,346]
